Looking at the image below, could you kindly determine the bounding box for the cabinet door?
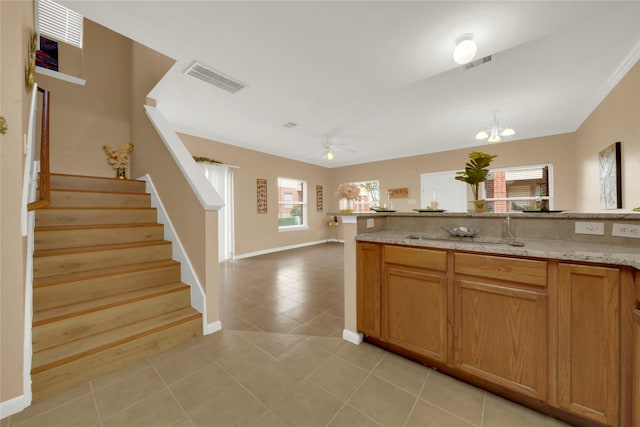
[454,279,547,400]
[558,264,620,426]
[634,308,640,427]
[356,242,381,338]
[384,266,448,362]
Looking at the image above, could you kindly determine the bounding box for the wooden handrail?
[28,87,51,211]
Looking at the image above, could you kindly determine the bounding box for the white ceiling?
[59,1,640,168]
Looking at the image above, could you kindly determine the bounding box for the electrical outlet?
[366,218,374,228]
[611,223,640,238]
[574,222,604,235]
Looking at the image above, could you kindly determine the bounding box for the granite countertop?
[356,230,640,269]
[334,211,640,219]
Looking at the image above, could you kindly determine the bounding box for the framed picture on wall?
[599,141,622,209]
[316,185,323,211]
[257,178,267,214]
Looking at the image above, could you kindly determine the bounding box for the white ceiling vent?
[464,55,494,70]
[184,61,247,94]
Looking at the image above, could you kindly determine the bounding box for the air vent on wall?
[184,61,247,94]
[464,55,494,70]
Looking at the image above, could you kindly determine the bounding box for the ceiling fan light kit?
[323,150,334,161]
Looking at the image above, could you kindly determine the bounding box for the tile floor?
[3,243,570,427]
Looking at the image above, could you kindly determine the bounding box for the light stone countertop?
[356,230,640,269]
[335,211,640,219]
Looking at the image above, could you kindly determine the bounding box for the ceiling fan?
[320,136,354,161]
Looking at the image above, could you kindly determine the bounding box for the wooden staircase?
[31,173,202,401]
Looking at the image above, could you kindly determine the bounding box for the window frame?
[351,179,380,212]
[277,177,308,232]
[483,163,554,212]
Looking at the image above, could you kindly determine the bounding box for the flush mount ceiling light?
[475,113,516,143]
[453,34,477,65]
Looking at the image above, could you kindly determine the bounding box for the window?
[278,177,307,231]
[352,180,380,212]
[484,164,553,213]
[36,0,84,48]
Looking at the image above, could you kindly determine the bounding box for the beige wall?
[0,0,32,404]
[34,19,132,178]
[130,46,220,323]
[575,60,640,211]
[329,133,579,213]
[180,134,334,256]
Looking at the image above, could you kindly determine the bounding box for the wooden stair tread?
[32,307,201,373]
[33,240,170,258]
[35,223,162,232]
[51,172,145,183]
[40,206,156,211]
[33,259,179,288]
[33,282,189,325]
[50,188,149,195]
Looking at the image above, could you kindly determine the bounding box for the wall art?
[316,185,323,211]
[599,141,622,209]
[257,178,267,214]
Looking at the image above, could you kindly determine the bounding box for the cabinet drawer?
[384,245,446,271]
[454,253,547,287]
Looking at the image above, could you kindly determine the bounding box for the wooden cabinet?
[356,242,381,339]
[453,253,548,400]
[355,242,634,427]
[634,272,640,427]
[558,263,620,426]
[634,307,640,427]
[383,246,448,362]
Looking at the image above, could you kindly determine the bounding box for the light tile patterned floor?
[3,243,570,427]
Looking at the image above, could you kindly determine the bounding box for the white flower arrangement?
[336,183,361,199]
[102,143,134,169]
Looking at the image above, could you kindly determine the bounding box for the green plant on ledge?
[454,151,498,201]
[193,155,224,165]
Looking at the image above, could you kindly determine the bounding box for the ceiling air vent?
[464,55,494,70]
[184,61,247,94]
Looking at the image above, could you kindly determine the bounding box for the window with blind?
[484,164,553,212]
[277,177,307,231]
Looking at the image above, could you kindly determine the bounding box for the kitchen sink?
[406,234,525,247]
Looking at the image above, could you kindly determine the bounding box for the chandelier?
[475,113,515,143]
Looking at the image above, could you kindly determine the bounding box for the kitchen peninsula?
[339,212,640,427]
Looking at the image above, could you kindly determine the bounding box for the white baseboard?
[342,329,363,345]
[327,238,344,243]
[234,240,338,259]
[205,321,222,335]
[0,394,30,420]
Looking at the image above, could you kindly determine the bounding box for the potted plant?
[455,151,497,212]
